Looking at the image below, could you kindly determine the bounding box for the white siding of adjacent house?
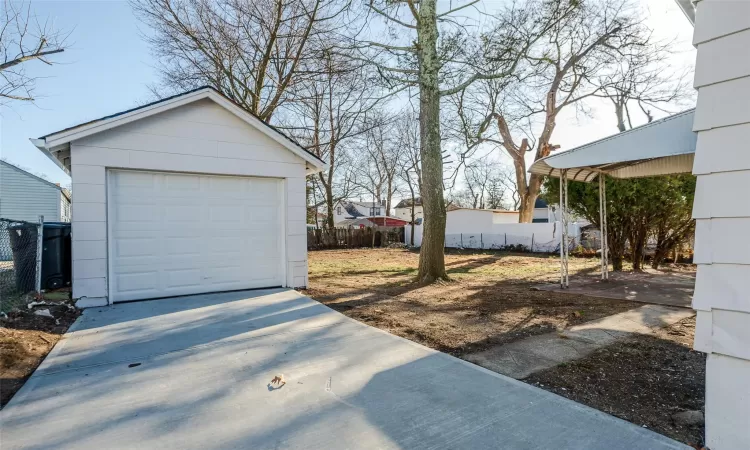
[532,207,550,222]
[69,98,308,307]
[445,209,520,234]
[0,162,62,222]
[691,2,750,448]
[394,205,423,222]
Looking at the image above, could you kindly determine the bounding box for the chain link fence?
[1,218,42,312]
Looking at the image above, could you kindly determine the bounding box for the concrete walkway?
[1,289,688,449]
[466,305,695,379]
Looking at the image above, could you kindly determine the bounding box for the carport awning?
[529,109,696,182]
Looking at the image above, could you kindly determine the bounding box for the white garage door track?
[1,289,689,449]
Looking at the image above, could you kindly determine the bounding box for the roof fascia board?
[44,90,210,148]
[40,89,328,174]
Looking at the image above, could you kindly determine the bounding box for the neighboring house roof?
[0,160,63,191]
[395,197,422,209]
[337,200,384,219]
[31,86,328,175]
[534,198,548,208]
[344,202,365,218]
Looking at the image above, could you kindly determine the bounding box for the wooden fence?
[307,227,405,250]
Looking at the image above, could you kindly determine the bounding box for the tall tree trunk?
[518,173,543,222]
[407,178,417,246]
[651,225,670,270]
[411,208,416,244]
[631,227,646,271]
[323,177,335,229]
[416,0,447,282]
[385,178,393,217]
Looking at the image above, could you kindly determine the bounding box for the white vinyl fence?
[405,221,581,253]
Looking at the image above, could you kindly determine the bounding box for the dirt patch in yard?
[526,317,704,446]
[1,298,80,408]
[303,248,641,356]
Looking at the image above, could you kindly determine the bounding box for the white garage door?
[108,170,283,302]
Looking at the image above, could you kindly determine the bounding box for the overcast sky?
[0,0,695,187]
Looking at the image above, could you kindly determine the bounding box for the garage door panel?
[114,238,161,257]
[164,269,203,289]
[114,271,159,293]
[115,204,162,222]
[113,171,157,187]
[164,173,201,191]
[109,170,283,302]
[165,238,202,256]
[209,206,244,223]
[165,205,203,222]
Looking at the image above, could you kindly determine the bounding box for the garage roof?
[528,109,696,182]
[30,86,328,175]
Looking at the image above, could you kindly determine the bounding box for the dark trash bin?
[8,222,72,292]
[8,222,38,292]
[41,222,72,290]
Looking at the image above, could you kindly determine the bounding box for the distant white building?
[532,198,553,223]
[394,197,423,223]
[0,160,70,222]
[446,208,519,234]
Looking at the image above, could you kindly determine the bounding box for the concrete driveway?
[1,289,688,449]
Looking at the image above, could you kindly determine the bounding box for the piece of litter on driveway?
[128,363,142,368]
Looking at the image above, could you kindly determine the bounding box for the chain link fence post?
[35,215,44,295]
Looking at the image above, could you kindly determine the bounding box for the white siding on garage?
[0,161,62,222]
[70,98,308,306]
[691,2,750,448]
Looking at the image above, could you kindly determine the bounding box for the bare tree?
[352,115,400,215]
[355,0,569,282]
[463,158,503,209]
[396,108,421,245]
[495,164,520,210]
[132,0,350,121]
[457,0,652,222]
[288,47,382,229]
[485,176,507,210]
[596,38,694,131]
[0,0,67,103]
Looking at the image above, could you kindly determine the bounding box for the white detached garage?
[32,87,327,307]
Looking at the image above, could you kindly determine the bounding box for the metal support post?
[560,171,569,288]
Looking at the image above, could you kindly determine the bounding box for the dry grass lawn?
[303,248,641,356]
